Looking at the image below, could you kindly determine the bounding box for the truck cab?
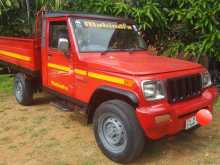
[41,12,147,102]
[0,11,218,163]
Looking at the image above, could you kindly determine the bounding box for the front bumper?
[136,86,218,140]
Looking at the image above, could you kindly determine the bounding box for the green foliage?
[35,0,67,10]
[0,0,33,35]
[166,0,220,60]
[0,0,219,61]
[0,75,13,93]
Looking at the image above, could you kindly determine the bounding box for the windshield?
[72,19,147,52]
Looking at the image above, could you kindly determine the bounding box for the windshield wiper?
[101,48,119,55]
[127,47,147,54]
[101,48,147,55]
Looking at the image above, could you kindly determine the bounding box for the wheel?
[14,73,33,106]
[93,100,145,163]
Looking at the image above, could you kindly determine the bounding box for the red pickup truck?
[0,11,218,163]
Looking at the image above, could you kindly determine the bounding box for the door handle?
[48,53,52,60]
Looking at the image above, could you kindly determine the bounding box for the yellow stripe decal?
[49,66,134,87]
[88,72,126,85]
[74,69,87,76]
[48,63,71,72]
[51,81,68,91]
[74,69,134,87]
[0,50,31,62]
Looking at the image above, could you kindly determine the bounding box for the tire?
[14,73,33,106]
[94,100,145,163]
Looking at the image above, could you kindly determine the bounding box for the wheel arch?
[87,86,139,123]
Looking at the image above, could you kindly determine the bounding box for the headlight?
[141,80,165,101]
[201,72,212,88]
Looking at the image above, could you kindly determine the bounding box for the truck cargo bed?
[0,36,41,75]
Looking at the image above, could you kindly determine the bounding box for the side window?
[49,21,70,50]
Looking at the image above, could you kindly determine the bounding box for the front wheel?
[14,73,33,106]
[94,100,145,163]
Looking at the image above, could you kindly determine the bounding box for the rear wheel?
[94,100,145,163]
[14,73,33,106]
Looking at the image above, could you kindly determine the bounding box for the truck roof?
[45,11,134,24]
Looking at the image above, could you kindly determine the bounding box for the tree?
[0,0,31,35]
[0,0,219,61]
[164,0,220,61]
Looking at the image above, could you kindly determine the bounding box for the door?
[47,19,74,96]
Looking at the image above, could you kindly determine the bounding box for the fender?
[87,86,139,123]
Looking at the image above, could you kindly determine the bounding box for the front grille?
[166,74,202,104]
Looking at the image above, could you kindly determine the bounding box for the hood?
[82,51,202,76]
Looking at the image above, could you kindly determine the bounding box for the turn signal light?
[124,79,135,87]
[155,114,171,124]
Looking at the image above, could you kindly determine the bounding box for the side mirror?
[58,38,69,54]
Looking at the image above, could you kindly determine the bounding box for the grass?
[0,74,13,93]
[215,97,220,109]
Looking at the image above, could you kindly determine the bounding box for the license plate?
[185,116,198,130]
